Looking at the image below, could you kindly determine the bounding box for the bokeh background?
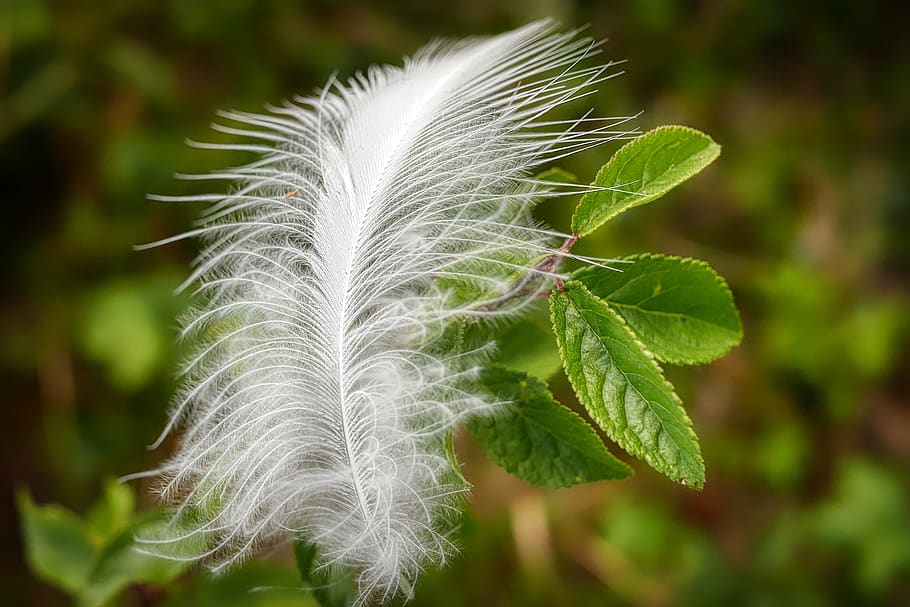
[3,1,909,605]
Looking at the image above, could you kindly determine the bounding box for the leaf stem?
[478,233,578,310]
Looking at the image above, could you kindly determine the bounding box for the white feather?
[141,20,630,603]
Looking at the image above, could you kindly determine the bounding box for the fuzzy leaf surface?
[572,126,720,236]
[469,367,632,488]
[574,254,742,364]
[550,282,705,488]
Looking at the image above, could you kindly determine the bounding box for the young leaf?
[293,540,356,607]
[443,430,471,488]
[80,514,195,607]
[468,367,632,488]
[550,282,705,488]
[573,254,742,364]
[17,489,99,594]
[18,484,199,607]
[535,166,578,184]
[571,126,720,236]
[86,479,135,538]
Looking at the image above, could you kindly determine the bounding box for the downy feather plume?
[139,20,631,603]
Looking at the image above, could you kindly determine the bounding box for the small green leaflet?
[79,515,196,607]
[571,126,720,236]
[468,367,632,488]
[17,483,196,607]
[550,282,705,488]
[573,254,742,365]
[443,430,471,488]
[535,166,578,184]
[86,479,135,538]
[17,490,99,595]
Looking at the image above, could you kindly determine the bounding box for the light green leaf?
[17,489,99,594]
[572,126,720,236]
[573,254,742,364]
[550,282,705,488]
[80,517,192,607]
[535,166,578,184]
[160,561,311,607]
[18,483,200,607]
[86,479,135,538]
[443,430,471,488]
[468,367,632,488]
[434,187,546,310]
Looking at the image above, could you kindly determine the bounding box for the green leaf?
[535,166,578,184]
[550,282,705,488]
[293,540,356,607]
[18,483,201,607]
[79,513,199,606]
[17,489,99,594]
[573,254,742,364]
[80,512,198,607]
[433,187,547,310]
[160,561,310,607]
[491,305,563,379]
[443,430,471,488]
[468,367,632,488]
[571,126,720,236]
[425,316,468,357]
[86,479,135,538]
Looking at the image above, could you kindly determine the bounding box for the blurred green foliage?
[18,480,192,606]
[3,0,908,605]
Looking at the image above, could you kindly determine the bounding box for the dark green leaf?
[572,126,720,236]
[468,367,632,488]
[574,254,742,364]
[550,282,705,488]
[491,305,563,379]
[293,540,356,607]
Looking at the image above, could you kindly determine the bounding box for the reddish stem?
[477,232,578,311]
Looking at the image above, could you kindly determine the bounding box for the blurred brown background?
[3,1,909,605]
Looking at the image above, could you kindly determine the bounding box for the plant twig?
[478,233,578,311]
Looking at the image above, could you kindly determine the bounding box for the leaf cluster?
[470,126,739,490]
[17,481,193,607]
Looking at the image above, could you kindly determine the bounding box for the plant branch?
[478,233,578,311]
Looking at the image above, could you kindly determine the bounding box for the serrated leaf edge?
[571,125,721,236]
[573,252,744,365]
[550,282,705,488]
[472,367,633,487]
